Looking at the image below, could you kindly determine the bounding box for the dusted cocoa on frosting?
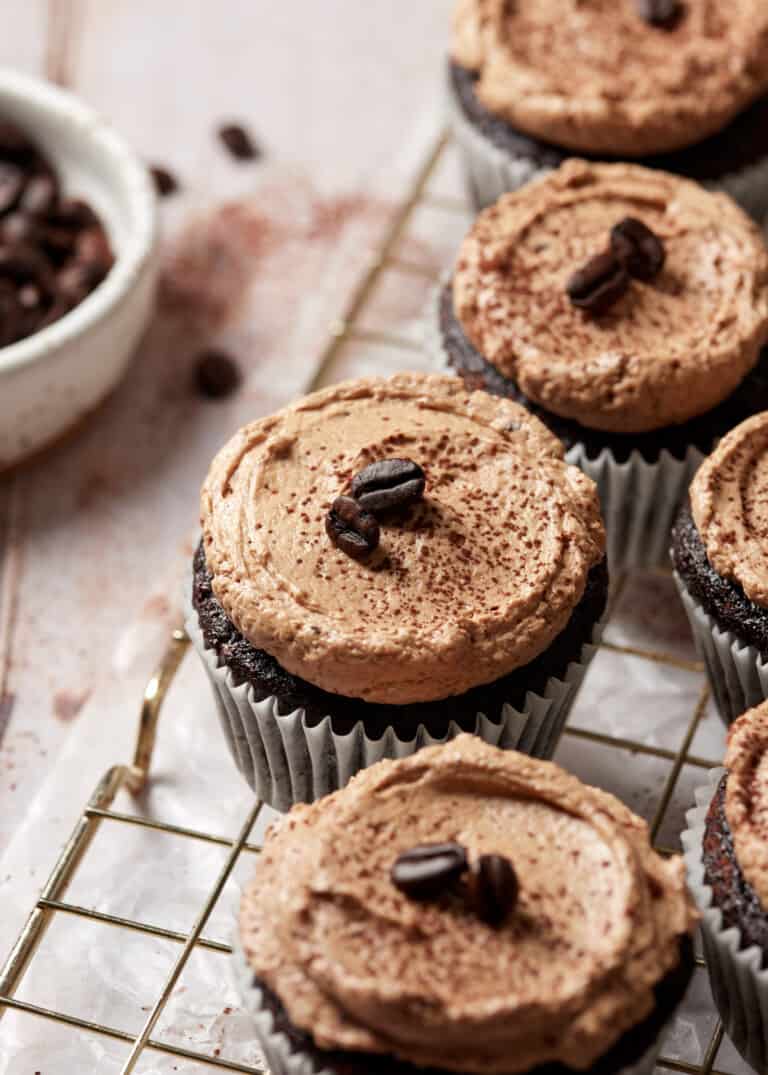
[724,702,768,912]
[240,735,697,1074]
[201,373,604,705]
[690,412,768,609]
[451,0,768,157]
[453,161,768,434]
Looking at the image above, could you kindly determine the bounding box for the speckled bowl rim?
[0,67,157,375]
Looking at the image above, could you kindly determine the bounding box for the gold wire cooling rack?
[0,129,736,1074]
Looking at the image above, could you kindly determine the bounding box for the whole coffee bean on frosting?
[325,496,380,560]
[634,0,682,28]
[469,854,519,926]
[610,217,666,281]
[566,250,629,315]
[391,843,469,901]
[350,458,426,514]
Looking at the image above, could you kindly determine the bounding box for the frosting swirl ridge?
[725,702,768,912]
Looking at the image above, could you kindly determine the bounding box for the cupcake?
[429,160,768,571]
[236,735,697,1075]
[683,702,768,1072]
[188,372,607,810]
[448,0,768,219]
[672,413,768,725]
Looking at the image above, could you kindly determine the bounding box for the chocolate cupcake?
[236,735,697,1075]
[187,372,607,809]
[428,161,768,570]
[448,0,768,218]
[683,703,768,1072]
[672,413,768,724]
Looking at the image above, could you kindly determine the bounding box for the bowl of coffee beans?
[0,68,158,469]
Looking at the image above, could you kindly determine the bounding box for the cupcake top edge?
[725,701,768,912]
[200,371,605,705]
[240,734,697,1075]
[451,0,768,157]
[690,411,768,608]
[452,160,768,434]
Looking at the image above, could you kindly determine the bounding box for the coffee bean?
[391,843,468,901]
[0,212,35,246]
[0,284,22,346]
[218,122,261,161]
[350,458,426,514]
[610,217,666,281]
[325,496,380,560]
[36,295,76,331]
[57,261,99,303]
[470,854,519,926]
[150,164,179,198]
[39,224,77,262]
[0,243,55,297]
[0,121,36,161]
[76,226,112,276]
[19,172,58,216]
[566,250,629,315]
[51,197,98,230]
[0,163,24,214]
[194,348,242,399]
[634,0,682,27]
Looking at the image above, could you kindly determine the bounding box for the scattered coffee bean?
[350,458,426,514]
[469,854,519,926]
[0,119,114,347]
[566,250,629,315]
[194,348,242,399]
[325,495,380,560]
[218,122,261,162]
[150,164,179,198]
[634,0,682,28]
[391,843,468,901]
[610,217,666,281]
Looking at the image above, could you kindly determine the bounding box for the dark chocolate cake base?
[192,541,608,740]
[703,774,768,967]
[671,503,768,661]
[449,60,768,187]
[250,939,695,1075]
[439,285,768,465]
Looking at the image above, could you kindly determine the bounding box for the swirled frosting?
[201,373,604,704]
[240,735,697,1074]
[451,0,768,156]
[453,161,768,433]
[690,412,768,608]
[724,702,768,912]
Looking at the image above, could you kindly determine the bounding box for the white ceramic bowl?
[0,69,158,469]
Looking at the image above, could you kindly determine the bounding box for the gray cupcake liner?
[674,572,768,725]
[185,589,601,812]
[682,768,768,1072]
[231,927,666,1075]
[424,282,703,573]
[447,66,768,222]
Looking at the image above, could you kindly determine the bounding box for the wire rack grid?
[0,128,736,1074]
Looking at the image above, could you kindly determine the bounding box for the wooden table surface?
[0,0,455,855]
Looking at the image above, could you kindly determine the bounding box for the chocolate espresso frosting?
[201,373,604,705]
[240,735,697,1074]
[453,161,768,434]
[452,0,768,157]
[690,412,768,609]
[724,702,768,912]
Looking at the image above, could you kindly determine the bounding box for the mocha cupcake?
[672,413,768,724]
[429,160,768,571]
[188,372,607,810]
[683,703,768,1072]
[235,735,697,1075]
[449,0,768,218]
